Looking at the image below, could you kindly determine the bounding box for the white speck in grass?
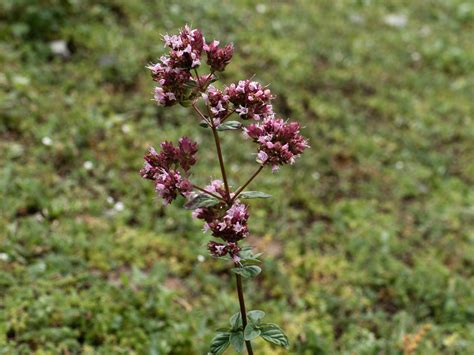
[49,40,70,57]
[411,52,421,61]
[395,161,404,170]
[312,171,320,180]
[197,255,205,262]
[384,14,407,28]
[83,161,94,170]
[0,253,9,262]
[256,4,267,14]
[13,75,30,86]
[121,124,131,134]
[114,201,125,212]
[42,136,52,146]
[170,4,180,14]
[420,25,431,36]
[107,196,115,204]
[349,14,364,24]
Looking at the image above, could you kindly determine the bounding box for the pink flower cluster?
[148,57,192,106]
[225,80,274,120]
[204,40,234,72]
[245,118,309,171]
[192,180,250,242]
[140,137,198,204]
[208,241,241,262]
[148,25,234,107]
[163,25,204,69]
[202,85,230,125]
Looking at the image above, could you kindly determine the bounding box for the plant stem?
[192,185,225,201]
[235,273,254,355]
[231,165,264,203]
[210,126,231,201]
[191,102,209,124]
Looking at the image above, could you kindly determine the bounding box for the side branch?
[192,185,225,201]
[231,165,264,202]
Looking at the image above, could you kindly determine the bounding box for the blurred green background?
[1,0,473,354]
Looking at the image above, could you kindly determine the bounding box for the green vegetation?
[1,0,473,353]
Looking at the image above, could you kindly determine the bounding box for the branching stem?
[192,185,225,201]
[231,165,264,203]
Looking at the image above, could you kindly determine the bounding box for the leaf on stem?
[260,323,289,349]
[184,79,198,88]
[184,193,220,209]
[229,312,243,330]
[243,323,261,341]
[238,247,262,264]
[230,331,245,353]
[238,191,272,199]
[231,265,261,278]
[247,310,265,325]
[209,332,231,354]
[216,121,242,131]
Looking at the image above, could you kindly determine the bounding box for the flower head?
[225,80,274,120]
[204,40,234,72]
[140,137,198,204]
[163,25,204,69]
[244,118,309,170]
[202,85,230,125]
[192,180,249,243]
[208,241,241,262]
[147,56,192,106]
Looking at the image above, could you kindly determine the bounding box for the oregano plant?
[140,25,308,354]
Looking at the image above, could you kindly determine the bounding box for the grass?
[1,0,473,353]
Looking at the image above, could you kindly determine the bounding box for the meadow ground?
[1,0,473,353]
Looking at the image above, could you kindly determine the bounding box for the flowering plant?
[141,25,308,354]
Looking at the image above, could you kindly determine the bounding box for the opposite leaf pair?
[210,311,289,354]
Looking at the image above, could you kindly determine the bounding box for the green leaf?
[209,332,231,355]
[184,194,220,210]
[238,247,262,264]
[260,324,289,349]
[247,310,265,325]
[179,99,193,107]
[184,79,198,88]
[239,191,272,199]
[244,323,261,341]
[199,120,209,128]
[229,312,242,330]
[217,121,242,131]
[231,265,261,278]
[230,331,245,352]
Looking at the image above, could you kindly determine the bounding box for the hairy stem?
[231,165,264,203]
[235,273,254,355]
